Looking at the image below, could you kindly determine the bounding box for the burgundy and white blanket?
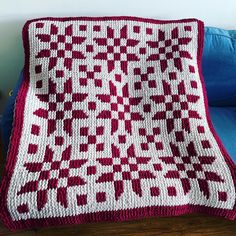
[0,17,235,230]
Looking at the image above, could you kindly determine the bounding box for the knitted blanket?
[0,17,235,230]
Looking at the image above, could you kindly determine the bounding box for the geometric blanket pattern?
[0,17,235,231]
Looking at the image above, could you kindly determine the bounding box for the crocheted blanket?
[0,17,235,230]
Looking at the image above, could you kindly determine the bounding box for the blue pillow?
[1,71,24,153]
[203,27,236,106]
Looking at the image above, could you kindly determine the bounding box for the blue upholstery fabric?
[203,27,236,106]
[209,107,236,161]
[1,72,24,153]
[1,27,236,163]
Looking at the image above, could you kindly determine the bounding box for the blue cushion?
[1,71,24,153]
[203,27,236,106]
[209,107,236,162]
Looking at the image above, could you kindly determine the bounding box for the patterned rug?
[0,17,235,231]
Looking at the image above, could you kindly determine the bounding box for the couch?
[1,26,236,163]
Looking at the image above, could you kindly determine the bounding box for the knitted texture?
[0,17,235,231]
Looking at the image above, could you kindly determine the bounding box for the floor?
[0,140,235,236]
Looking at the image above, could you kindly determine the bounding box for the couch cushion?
[202,27,236,106]
[209,107,236,162]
